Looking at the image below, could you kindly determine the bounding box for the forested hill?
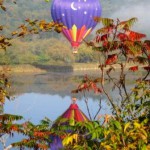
[1,0,146,33]
[1,0,51,34]
[1,0,107,33]
[0,0,111,65]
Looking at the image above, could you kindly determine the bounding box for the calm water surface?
[1,71,112,149]
[1,70,145,149]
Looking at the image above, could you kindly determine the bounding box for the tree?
[0,0,150,149]
[63,17,150,149]
[0,1,63,149]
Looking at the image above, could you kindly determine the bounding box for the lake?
[1,70,146,149]
[4,71,113,122]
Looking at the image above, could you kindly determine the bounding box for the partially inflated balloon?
[51,0,102,53]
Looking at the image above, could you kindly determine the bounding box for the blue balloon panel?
[51,0,102,49]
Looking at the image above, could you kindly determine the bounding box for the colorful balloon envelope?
[50,101,89,149]
[53,103,89,126]
[51,0,102,53]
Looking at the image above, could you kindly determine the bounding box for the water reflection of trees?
[8,71,144,101]
[9,73,105,100]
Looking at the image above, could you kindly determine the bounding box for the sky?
[109,0,150,38]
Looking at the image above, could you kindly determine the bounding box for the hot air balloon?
[54,102,89,126]
[51,0,102,53]
[50,99,89,150]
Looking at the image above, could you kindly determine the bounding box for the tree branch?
[94,97,102,120]
[83,91,92,121]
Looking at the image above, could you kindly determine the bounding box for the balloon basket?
[71,97,77,104]
[72,47,78,54]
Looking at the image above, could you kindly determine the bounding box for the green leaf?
[113,121,122,130]
[118,17,138,29]
[69,118,75,126]
[143,101,150,107]
[94,17,114,27]
[91,132,97,140]
[141,144,147,150]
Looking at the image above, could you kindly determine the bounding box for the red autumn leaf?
[128,31,146,41]
[90,82,102,94]
[77,83,89,92]
[101,34,108,41]
[33,131,50,137]
[103,41,109,47]
[103,41,111,50]
[60,135,67,139]
[105,54,118,65]
[117,33,128,41]
[112,41,120,50]
[129,66,138,72]
[144,44,150,52]
[22,139,28,143]
[126,49,134,55]
[143,66,150,71]
[10,125,19,131]
[96,35,101,43]
[37,144,48,149]
[144,40,150,52]
[72,75,102,94]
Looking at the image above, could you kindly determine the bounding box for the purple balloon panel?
[51,0,102,29]
[51,0,102,48]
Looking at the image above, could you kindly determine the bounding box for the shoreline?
[0,63,147,73]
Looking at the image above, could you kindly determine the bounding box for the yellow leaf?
[146,145,150,149]
[62,135,72,146]
[127,144,137,149]
[110,135,116,142]
[134,122,141,128]
[104,145,112,150]
[62,134,78,146]
[73,134,78,143]
[39,25,43,29]
[124,122,130,133]
[11,31,18,36]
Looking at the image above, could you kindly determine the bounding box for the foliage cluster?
[63,17,150,150]
[0,1,150,150]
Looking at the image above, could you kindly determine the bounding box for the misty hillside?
[1,0,149,33]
